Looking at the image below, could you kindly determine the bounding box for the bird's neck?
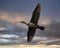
[23,22,28,25]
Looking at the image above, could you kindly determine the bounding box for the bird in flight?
[20,3,45,42]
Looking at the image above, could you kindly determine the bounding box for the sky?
[0,0,60,18]
[0,0,60,45]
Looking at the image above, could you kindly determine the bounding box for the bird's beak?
[19,21,22,23]
[20,21,24,23]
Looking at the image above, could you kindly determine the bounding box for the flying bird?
[20,3,45,42]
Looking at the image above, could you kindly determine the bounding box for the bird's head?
[20,21,26,24]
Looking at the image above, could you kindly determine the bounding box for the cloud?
[0,27,7,30]
[0,12,60,38]
[0,15,24,23]
[0,12,60,45]
[36,19,60,38]
[0,12,28,33]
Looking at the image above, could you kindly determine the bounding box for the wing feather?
[27,27,36,42]
[27,3,41,42]
[30,3,41,24]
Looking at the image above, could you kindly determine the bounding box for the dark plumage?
[20,3,45,42]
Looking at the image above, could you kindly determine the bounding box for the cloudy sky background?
[0,0,60,45]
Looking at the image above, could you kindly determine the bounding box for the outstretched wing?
[27,27,36,42]
[27,3,41,42]
[30,3,41,24]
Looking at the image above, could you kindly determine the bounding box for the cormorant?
[20,3,45,42]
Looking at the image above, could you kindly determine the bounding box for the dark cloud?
[36,20,60,38]
[0,17,60,45]
[0,19,27,37]
[0,18,60,38]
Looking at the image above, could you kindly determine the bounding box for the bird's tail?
[38,26,45,30]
